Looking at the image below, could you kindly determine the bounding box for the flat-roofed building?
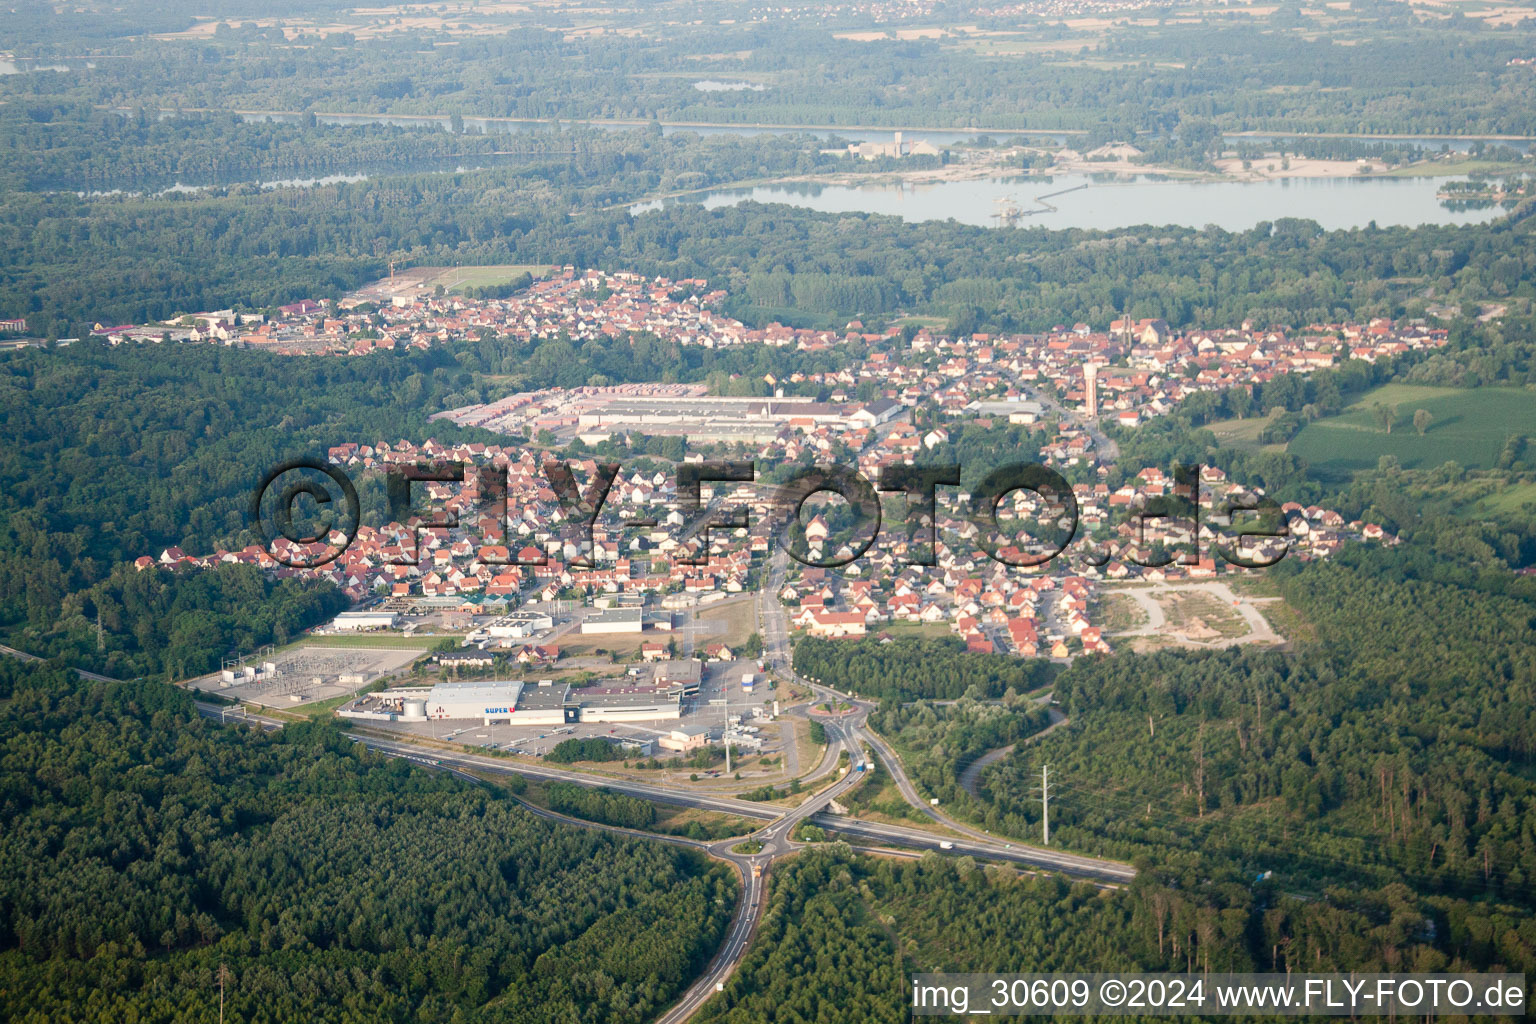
[424,680,574,725]
[511,679,578,724]
[332,610,400,631]
[657,725,712,752]
[486,611,554,638]
[654,658,703,696]
[963,398,1044,424]
[574,394,851,444]
[572,684,681,722]
[580,608,644,634]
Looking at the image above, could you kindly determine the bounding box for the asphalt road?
[956,707,1069,799]
[656,716,869,1023]
[183,693,872,1024]
[756,548,1136,885]
[1015,379,1119,463]
[10,623,1133,1022]
[0,643,121,683]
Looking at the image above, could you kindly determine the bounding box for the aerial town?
[13,1,1536,1016]
[98,265,1449,426]
[144,266,1414,705]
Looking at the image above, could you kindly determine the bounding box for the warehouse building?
[339,677,680,725]
[485,611,554,638]
[580,608,644,634]
[654,658,703,696]
[962,397,1044,424]
[572,394,851,444]
[572,684,681,722]
[426,680,575,725]
[331,610,400,631]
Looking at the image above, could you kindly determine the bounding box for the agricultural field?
[1203,412,1285,452]
[430,264,553,293]
[1287,384,1536,473]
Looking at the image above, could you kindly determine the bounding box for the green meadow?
[1288,384,1536,473]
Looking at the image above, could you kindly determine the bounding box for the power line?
[1042,763,1051,846]
[953,747,1536,895]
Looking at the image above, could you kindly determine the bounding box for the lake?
[0,58,70,75]
[631,173,1510,231]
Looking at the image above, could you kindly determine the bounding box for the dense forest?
[7,2,1536,135]
[821,556,1536,1001]
[0,662,736,1023]
[542,782,660,830]
[0,342,484,675]
[57,562,351,681]
[695,841,1532,1019]
[694,849,907,1024]
[940,557,1536,927]
[793,635,1056,700]
[869,695,1053,812]
[547,737,628,763]
[0,105,559,193]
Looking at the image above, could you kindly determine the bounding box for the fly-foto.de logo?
[250,457,1288,572]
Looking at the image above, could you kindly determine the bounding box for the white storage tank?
[402,699,427,719]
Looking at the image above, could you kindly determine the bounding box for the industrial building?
[572,394,852,444]
[331,610,400,631]
[574,685,682,722]
[580,608,644,634]
[484,611,554,638]
[654,658,702,696]
[338,677,680,725]
[425,680,572,724]
[963,397,1044,424]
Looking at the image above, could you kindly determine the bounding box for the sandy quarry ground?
[804,149,1391,188]
[1212,155,1390,180]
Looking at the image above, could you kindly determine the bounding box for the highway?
[10,615,1133,1023]
[183,693,872,1024]
[0,643,121,683]
[956,706,1069,798]
[811,815,1130,883]
[655,716,869,1024]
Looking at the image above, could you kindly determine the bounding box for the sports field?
[1288,384,1536,473]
